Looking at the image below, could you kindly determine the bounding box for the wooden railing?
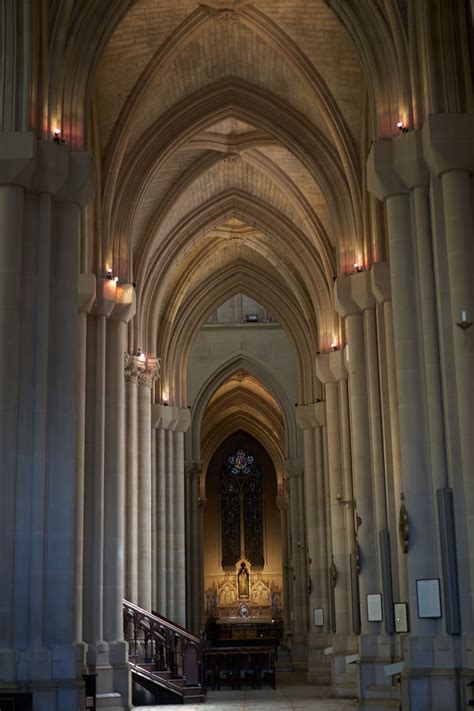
[123,600,203,687]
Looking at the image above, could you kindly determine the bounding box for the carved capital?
[124,353,141,384]
[125,354,160,386]
[137,361,159,388]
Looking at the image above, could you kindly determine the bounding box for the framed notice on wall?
[394,602,409,633]
[416,579,441,618]
[366,593,383,622]
[314,608,324,626]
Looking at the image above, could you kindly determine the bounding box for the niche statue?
[238,562,250,599]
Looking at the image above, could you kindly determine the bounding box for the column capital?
[392,129,429,189]
[111,283,136,323]
[152,404,190,432]
[137,358,160,388]
[334,275,359,317]
[422,113,474,177]
[0,134,95,204]
[296,401,326,429]
[92,277,136,320]
[370,261,391,304]
[316,352,347,384]
[55,150,95,207]
[350,270,375,311]
[78,273,96,313]
[124,354,141,384]
[285,458,304,479]
[0,132,36,187]
[366,139,407,201]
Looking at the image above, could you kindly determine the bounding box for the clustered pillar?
[152,405,190,627]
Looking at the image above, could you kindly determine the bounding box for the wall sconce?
[106,267,119,283]
[396,121,408,134]
[353,262,362,273]
[162,393,169,406]
[456,310,472,331]
[53,127,66,144]
[330,342,338,352]
[336,493,356,508]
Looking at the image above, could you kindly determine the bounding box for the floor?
[134,672,358,710]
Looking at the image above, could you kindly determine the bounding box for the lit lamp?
[396,121,408,134]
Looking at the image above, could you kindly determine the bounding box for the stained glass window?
[221,478,241,567]
[220,447,264,568]
[225,448,255,476]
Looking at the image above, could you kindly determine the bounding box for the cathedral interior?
[0,1,473,709]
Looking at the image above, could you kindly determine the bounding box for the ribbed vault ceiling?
[201,370,285,487]
[92,0,371,404]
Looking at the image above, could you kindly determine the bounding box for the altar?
[205,559,283,648]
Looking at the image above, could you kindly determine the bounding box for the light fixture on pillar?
[106,267,113,280]
[336,493,356,508]
[456,310,472,331]
[396,121,408,134]
[138,351,146,362]
[353,262,362,273]
[53,127,66,144]
[330,342,338,352]
[162,392,169,406]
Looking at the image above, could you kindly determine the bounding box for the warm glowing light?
[396,121,403,129]
[139,352,146,362]
[114,276,119,283]
[162,393,169,404]
[331,342,337,351]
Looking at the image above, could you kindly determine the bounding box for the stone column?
[368,135,446,710]
[371,262,408,607]
[296,403,331,683]
[316,351,353,653]
[334,278,381,630]
[151,405,190,625]
[286,458,307,668]
[166,428,175,620]
[185,462,203,633]
[75,275,96,642]
[0,139,31,683]
[334,275,392,706]
[124,355,140,604]
[173,409,190,627]
[0,138,97,710]
[423,115,474,647]
[137,359,159,612]
[276,493,291,636]
[316,352,357,694]
[156,426,167,613]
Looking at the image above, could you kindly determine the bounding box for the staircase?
[123,600,205,705]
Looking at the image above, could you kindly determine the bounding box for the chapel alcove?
[203,431,284,643]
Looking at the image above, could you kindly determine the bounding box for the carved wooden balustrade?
[123,600,203,688]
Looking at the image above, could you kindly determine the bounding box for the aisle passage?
[135,672,358,710]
